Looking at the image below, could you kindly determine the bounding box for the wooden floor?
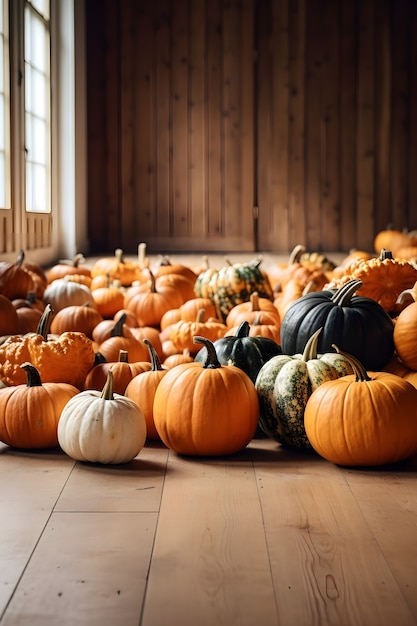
[1,251,417,626]
[1,438,417,626]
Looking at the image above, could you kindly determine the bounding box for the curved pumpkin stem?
[332,344,372,382]
[110,313,128,337]
[193,336,222,369]
[301,328,322,361]
[21,362,43,387]
[331,279,362,306]
[288,244,306,264]
[36,303,54,340]
[101,369,115,399]
[143,338,163,371]
[235,321,250,338]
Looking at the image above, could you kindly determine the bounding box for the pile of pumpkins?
[1,228,417,468]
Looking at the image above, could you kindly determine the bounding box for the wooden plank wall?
[86,0,417,255]
[86,0,255,255]
[256,0,417,253]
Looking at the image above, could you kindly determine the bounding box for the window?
[0,0,85,263]
[0,0,10,210]
[24,0,51,213]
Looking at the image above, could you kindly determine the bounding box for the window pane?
[24,1,50,213]
[28,0,49,21]
[0,0,10,210]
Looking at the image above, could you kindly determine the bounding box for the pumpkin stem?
[235,321,251,338]
[114,248,125,264]
[119,350,129,362]
[16,250,25,267]
[21,362,43,387]
[288,244,306,264]
[101,369,115,399]
[332,344,372,382]
[380,249,394,260]
[301,328,322,361]
[193,336,222,369]
[36,303,54,340]
[110,313,128,337]
[143,338,163,371]
[137,242,147,267]
[331,279,363,306]
[249,292,260,311]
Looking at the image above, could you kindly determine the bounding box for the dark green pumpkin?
[194,321,281,383]
[280,279,394,370]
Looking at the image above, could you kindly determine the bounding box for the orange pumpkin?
[225,291,280,328]
[393,301,417,370]
[0,362,79,448]
[90,248,141,286]
[153,336,259,456]
[84,349,151,394]
[0,304,96,389]
[125,339,168,440]
[49,302,104,338]
[304,350,417,466]
[169,309,227,355]
[46,253,92,283]
[123,269,183,327]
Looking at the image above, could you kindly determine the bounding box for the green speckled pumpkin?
[194,257,273,322]
[255,328,353,448]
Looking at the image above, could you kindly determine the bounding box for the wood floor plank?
[343,463,417,618]
[141,448,278,626]
[250,439,416,626]
[0,511,157,626]
[0,445,75,614]
[55,443,169,513]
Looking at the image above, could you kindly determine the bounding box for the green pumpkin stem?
[331,279,363,306]
[36,303,54,340]
[21,362,43,387]
[101,369,115,399]
[332,344,372,382]
[143,338,163,371]
[301,327,322,361]
[193,336,222,369]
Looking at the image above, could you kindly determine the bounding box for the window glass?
[24,1,50,213]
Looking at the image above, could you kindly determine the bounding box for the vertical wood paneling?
[287,0,306,249]
[355,0,375,251]
[390,0,411,230]
[171,0,190,238]
[86,0,417,255]
[189,0,207,238]
[154,0,172,239]
[374,0,391,235]
[339,0,357,252]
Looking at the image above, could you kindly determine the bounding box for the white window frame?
[0,0,88,265]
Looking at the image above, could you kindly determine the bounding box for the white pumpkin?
[57,370,147,464]
[43,278,93,312]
